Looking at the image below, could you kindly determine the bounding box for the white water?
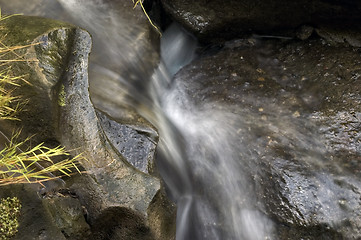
[158,94,275,239]
[56,1,276,239]
[11,0,276,238]
[151,24,275,239]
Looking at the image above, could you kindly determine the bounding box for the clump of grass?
[0,67,24,121]
[0,11,32,121]
[0,132,83,186]
[0,197,21,240]
[132,0,162,36]
[0,11,83,186]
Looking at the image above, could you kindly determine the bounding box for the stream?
[3,0,361,239]
[54,1,274,239]
[152,24,274,240]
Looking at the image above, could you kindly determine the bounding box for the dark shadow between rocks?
[91,207,155,240]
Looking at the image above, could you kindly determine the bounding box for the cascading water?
[152,24,275,239]
[3,1,361,239]
[13,0,276,238]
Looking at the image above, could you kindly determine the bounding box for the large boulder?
[166,36,361,239]
[0,15,175,240]
[160,0,361,43]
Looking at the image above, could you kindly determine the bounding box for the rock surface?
[169,37,361,239]
[0,15,175,240]
[96,109,158,174]
[160,0,361,43]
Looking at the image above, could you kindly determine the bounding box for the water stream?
[153,24,274,239]
[9,1,275,239]
[3,1,361,239]
[56,1,275,239]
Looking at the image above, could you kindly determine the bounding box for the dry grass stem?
[132,0,162,36]
[0,11,84,186]
[0,132,83,186]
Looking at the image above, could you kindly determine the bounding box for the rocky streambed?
[0,0,360,239]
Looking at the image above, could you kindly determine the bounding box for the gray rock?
[0,15,175,240]
[170,37,361,238]
[53,25,159,216]
[96,109,158,174]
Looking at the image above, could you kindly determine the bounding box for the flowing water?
[3,1,361,239]
[56,1,275,239]
[152,24,275,239]
[5,0,276,239]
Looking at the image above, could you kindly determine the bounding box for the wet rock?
[89,65,160,176]
[160,0,361,43]
[171,37,361,238]
[315,25,361,47]
[0,15,175,240]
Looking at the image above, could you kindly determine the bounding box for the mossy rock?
[0,197,21,240]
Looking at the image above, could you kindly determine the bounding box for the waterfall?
[151,24,275,239]
[37,1,276,238]
[3,1,360,239]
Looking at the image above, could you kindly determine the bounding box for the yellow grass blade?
[132,0,162,36]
